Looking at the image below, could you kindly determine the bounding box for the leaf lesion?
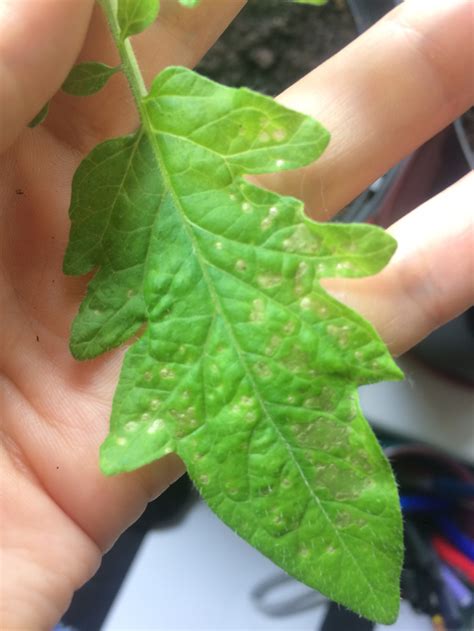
[191,250,383,376]
[65,23,403,617]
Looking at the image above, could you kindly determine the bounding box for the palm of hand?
[0,1,246,621]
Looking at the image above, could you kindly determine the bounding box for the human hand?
[1,1,472,628]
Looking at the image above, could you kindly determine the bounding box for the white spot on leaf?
[250,298,265,322]
[273,129,287,142]
[283,225,320,254]
[261,216,273,231]
[265,335,281,356]
[240,396,254,407]
[147,418,165,434]
[257,273,281,289]
[336,261,353,272]
[160,367,175,380]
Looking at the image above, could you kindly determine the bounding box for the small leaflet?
[117,0,160,39]
[62,62,121,97]
[28,102,49,128]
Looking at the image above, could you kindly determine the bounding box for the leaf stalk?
[101,0,149,105]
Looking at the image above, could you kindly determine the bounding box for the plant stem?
[100,0,148,107]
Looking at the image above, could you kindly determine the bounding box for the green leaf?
[65,66,403,623]
[291,0,327,5]
[28,102,49,128]
[62,62,120,97]
[178,0,327,6]
[117,0,160,39]
[63,133,153,356]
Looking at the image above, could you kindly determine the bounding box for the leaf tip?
[68,341,88,362]
[28,102,50,128]
[375,587,401,625]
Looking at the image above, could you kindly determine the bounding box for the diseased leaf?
[65,66,403,623]
[62,62,120,96]
[291,0,327,5]
[63,133,154,356]
[28,102,49,128]
[117,0,160,39]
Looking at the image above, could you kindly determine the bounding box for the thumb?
[0,0,94,153]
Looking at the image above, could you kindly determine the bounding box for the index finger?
[0,0,94,153]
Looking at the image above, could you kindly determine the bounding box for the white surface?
[361,355,474,464]
[103,355,472,630]
[102,500,328,631]
[103,501,431,631]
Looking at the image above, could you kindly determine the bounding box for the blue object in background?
[400,495,452,513]
[436,516,474,562]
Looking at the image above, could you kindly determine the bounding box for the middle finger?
[262,0,473,219]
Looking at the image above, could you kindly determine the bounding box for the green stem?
[100,0,148,108]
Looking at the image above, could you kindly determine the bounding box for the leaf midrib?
[140,105,384,610]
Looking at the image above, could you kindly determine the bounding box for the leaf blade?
[63,132,162,357]
[62,62,120,97]
[117,0,160,39]
[67,67,403,623]
[291,0,327,5]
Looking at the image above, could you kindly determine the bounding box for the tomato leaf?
[62,62,121,97]
[292,0,327,5]
[28,102,49,128]
[64,64,403,623]
[117,0,160,39]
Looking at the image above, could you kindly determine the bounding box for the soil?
[198,0,474,161]
[196,0,357,96]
